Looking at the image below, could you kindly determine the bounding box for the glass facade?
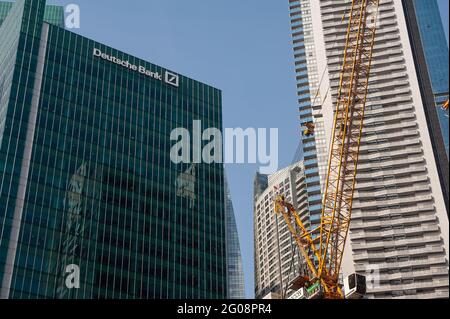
[413,0,449,157]
[253,172,268,203]
[224,175,245,299]
[0,1,64,27]
[0,0,226,299]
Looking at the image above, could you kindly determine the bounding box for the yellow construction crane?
[275,0,380,299]
[302,121,315,137]
[442,100,449,111]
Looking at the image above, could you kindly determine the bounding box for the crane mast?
[275,0,379,299]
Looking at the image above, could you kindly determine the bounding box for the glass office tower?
[0,1,64,27]
[0,0,226,299]
[413,0,449,158]
[224,175,245,299]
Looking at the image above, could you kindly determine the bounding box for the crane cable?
[310,2,352,110]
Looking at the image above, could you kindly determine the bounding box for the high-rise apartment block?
[289,0,449,298]
[0,0,226,299]
[253,162,308,299]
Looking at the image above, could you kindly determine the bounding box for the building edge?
[402,0,449,215]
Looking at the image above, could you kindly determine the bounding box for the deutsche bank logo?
[93,48,180,88]
[165,71,179,87]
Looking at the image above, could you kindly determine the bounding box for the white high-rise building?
[253,162,309,299]
[289,0,449,298]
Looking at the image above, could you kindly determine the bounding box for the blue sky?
[48,0,449,298]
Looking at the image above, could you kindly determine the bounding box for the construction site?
[254,0,449,300]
